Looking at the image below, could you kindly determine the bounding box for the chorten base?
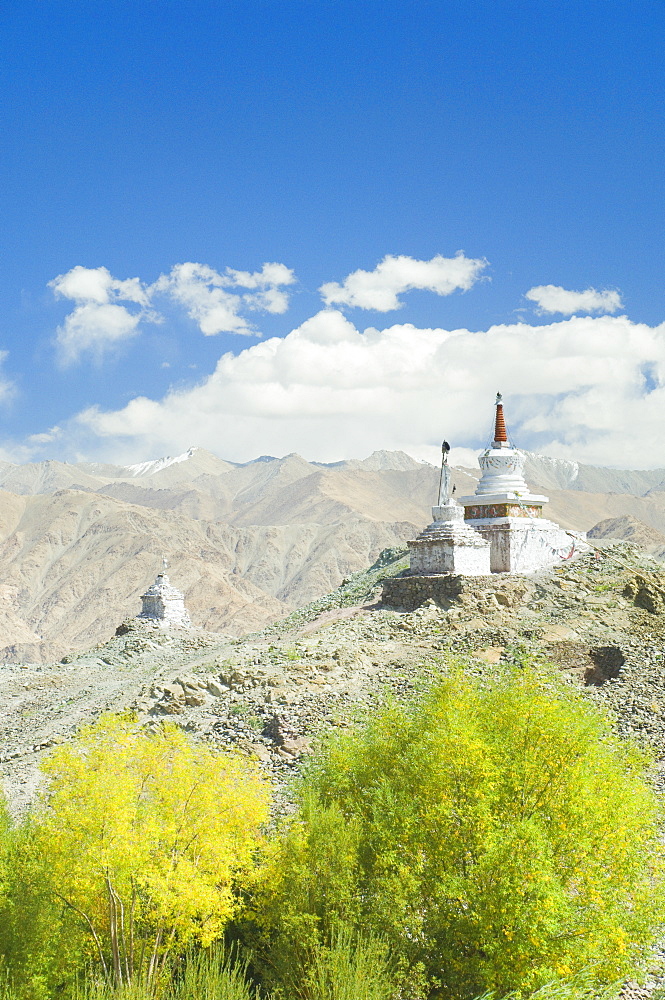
[472,517,583,574]
[408,502,491,576]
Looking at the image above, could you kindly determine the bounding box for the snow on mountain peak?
[124,447,199,478]
[522,452,580,489]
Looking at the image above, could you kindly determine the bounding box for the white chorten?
[457,394,580,573]
[138,560,192,628]
[408,441,491,576]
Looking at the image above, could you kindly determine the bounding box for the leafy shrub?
[298,927,394,1000]
[169,945,259,1000]
[251,662,664,999]
[0,716,270,993]
[475,972,621,999]
[71,945,259,1000]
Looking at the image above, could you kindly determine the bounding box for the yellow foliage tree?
[20,715,270,988]
[253,662,664,999]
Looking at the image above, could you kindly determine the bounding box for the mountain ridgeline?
[1,446,665,662]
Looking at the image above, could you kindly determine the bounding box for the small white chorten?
[457,394,578,573]
[138,559,192,628]
[408,441,491,576]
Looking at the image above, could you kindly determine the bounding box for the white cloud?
[153,263,250,336]
[27,426,62,445]
[227,262,296,314]
[51,264,150,307]
[50,266,156,365]
[225,262,296,290]
[60,309,665,470]
[56,303,145,363]
[525,284,623,315]
[153,261,297,335]
[49,261,297,361]
[319,252,487,311]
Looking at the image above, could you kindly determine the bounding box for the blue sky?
[2,1,665,467]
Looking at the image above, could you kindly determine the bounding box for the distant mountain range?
[0,446,664,663]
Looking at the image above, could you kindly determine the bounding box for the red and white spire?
[493,391,509,448]
[463,392,538,500]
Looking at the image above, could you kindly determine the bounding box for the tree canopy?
[3,715,270,991]
[254,661,664,999]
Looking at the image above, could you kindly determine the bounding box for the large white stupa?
[456,394,581,573]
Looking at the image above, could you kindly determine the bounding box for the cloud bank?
[37,256,662,469]
[50,253,487,366]
[67,309,665,469]
[525,284,623,315]
[319,253,487,310]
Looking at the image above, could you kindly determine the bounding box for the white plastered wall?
[472,519,582,573]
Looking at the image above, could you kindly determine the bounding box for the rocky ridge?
[5,542,665,799]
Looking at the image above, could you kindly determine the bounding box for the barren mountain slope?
[325,449,431,472]
[0,488,416,662]
[588,514,665,560]
[0,448,235,496]
[5,447,665,502]
[5,448,665,663]
[231,466,431,526]
[535,484,665,535]
[98,483,220,520]
[96,462,479,526]
[0,460,108,495]
[522,453,665,494]
[98,454,323,522]
[0,490,286,660]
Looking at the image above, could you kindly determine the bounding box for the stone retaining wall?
[382,573,495,610]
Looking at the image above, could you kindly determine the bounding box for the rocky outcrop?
[623,574,665,613]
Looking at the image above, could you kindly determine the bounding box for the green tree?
[253,662,664,999]
[2,715,270,992]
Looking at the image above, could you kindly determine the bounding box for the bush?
[0,716,270,994]
[476,973,620,999]
[252,661,664,999]
[298,927,394,1000]
[168,945,259,1000]
[70,944,259,1000]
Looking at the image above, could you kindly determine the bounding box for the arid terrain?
[3,538,665,813]
[2,446,665,663]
